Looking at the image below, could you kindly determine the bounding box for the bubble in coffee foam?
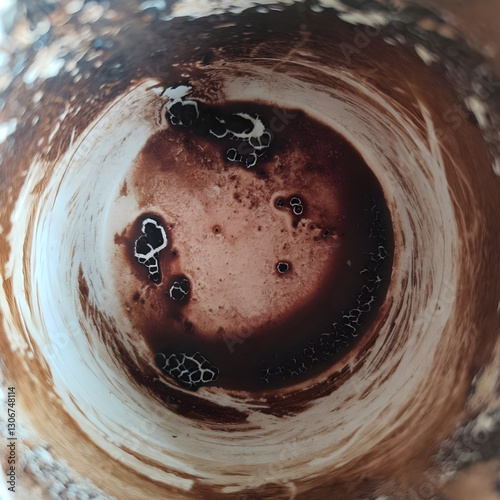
[168,277,191,302]
[277,262,290,274]
[155,351,219,390]
[226,148,241,162]
[163,84,199,127]
[163,84,272,168]
[245,151,258,168]
[133,218,168,283]
[249,130,271,150]
[224,112,265,140]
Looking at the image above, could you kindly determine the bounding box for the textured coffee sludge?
[122,89,394,392]
[1,1,500,500]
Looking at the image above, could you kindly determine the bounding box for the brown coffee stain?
[0,2,499,500]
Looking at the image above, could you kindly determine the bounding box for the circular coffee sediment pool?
[1,1,500,499]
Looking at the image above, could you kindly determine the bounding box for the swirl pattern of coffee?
[0,1,500,499]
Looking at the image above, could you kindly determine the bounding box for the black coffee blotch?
[170,287,184,301]
[277,262,290,274]
[143,221,164,247]
[225,113,254,134]
[167,276,191,302]
[135,235,150,255]
[133,216,168,284]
